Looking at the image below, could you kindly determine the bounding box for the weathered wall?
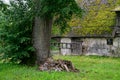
[112,38,120,57]
[82,38,120,56]
[60,38,120,57]
[82,38,110,56]
[59,37,120,57]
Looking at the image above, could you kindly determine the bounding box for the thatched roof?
[52,6,120,39]
[52,26,120,38]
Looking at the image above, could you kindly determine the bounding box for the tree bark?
[33,17,52,65]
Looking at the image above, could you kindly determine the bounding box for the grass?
[0,55,120,80]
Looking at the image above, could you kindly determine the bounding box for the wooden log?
[64,64,69,72]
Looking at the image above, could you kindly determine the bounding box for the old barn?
[51,7,120,57]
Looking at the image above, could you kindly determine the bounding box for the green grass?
[0,55,120,80]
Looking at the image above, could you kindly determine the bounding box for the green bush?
[0,1,35,65]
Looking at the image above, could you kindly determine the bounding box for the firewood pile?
[39,58,79,72]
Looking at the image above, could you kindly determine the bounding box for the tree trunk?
[33,17,52,65]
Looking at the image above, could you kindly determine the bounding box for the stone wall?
[112,38,120,57]
[81,37,120,56]
[58,37,120,57]
[82,38,110,56]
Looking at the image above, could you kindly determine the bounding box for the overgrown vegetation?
[68,0,120,35]
[0,55,120,80]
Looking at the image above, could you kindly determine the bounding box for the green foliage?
[0,0,35,64]
[34,0,82,18]
[53,0,82,33]
[0,0,8,11]
[43,0,83,34]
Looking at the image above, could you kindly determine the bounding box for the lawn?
[0,55,120,80]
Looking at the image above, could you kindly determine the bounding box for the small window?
[107,38,113,45]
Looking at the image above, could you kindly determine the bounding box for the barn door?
[71,39,82,55]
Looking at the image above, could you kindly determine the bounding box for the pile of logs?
[39,58,79,72]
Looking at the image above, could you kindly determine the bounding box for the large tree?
[0,0,82,65]
[33,0,82,65]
